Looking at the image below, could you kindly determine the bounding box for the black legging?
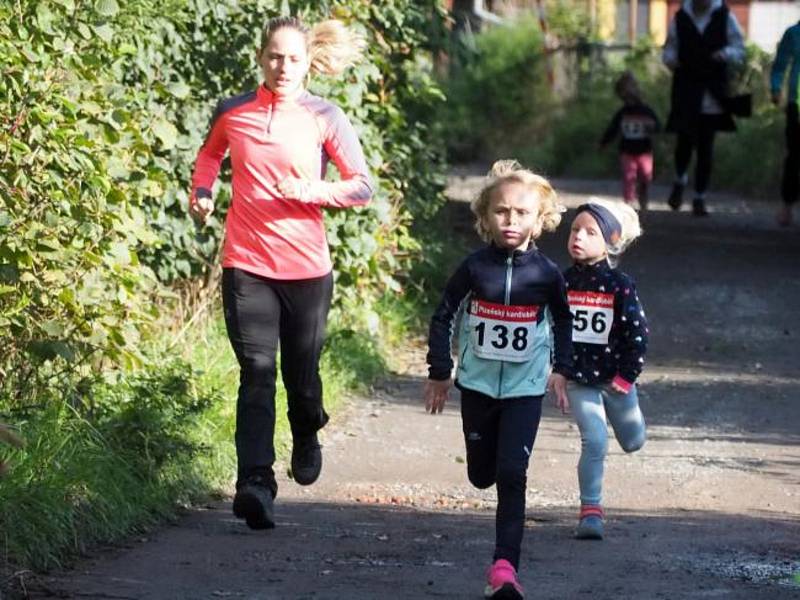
[782,103,800,207]
[222,267,333,490]
[674,115,718,195]
[460,387,543,570]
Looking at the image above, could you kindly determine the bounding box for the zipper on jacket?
[504,255,513,304]
[498,254,513,397]
[266,96,276,134]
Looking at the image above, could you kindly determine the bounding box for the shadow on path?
[33,500,800,600]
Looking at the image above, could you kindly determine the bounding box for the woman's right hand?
[277,176,313,203]
[424,378,451,414]
[190,196,215,223]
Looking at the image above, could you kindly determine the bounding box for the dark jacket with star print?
[563,260,648,386]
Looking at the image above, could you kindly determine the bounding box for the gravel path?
[29,174,800,599]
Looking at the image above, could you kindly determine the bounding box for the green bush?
[0,1,166,400]
[441,16,553,162]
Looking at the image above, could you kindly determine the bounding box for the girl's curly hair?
[471,160,564,243]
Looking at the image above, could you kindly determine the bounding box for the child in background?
[563,199,648,540]
[600,72,660,210]
[424,160,573,600]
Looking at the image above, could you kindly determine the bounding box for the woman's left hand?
[277,176,313,203]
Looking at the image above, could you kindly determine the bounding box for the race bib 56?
[468,299,539,362]
[568,291,614,345]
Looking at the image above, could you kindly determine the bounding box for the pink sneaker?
[484,559,524,599]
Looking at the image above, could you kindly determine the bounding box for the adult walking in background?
[771,20,800,227]
[662,0,745,216]
[190,16,372,530]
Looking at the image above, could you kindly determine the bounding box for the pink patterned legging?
[620,152,654,202]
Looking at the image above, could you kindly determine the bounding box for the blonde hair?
[260,17,366,77]
[579,197,642,267]
[471,160,564,243]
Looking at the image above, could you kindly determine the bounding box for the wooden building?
[444,0,800,50]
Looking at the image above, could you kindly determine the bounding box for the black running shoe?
[667,183,684,210]
[233,475,275,530]
[692,198,709,217]
[290,433,322,486]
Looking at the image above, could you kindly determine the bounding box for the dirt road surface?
[29,175,800,599]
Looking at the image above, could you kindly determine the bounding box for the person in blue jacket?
[771,20,800,227]
[424,160,573,600]
[563,199,648,541]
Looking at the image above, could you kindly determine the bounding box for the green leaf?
[141,179,163,197]
[19,47,40,63]
[42,270,67,284]
[0,265,19,283]
[93,23,114,43]
[36,3,55,32]
[41,320,65,337]
[151,119,178,149]
[167,82,191,99]
[53,0,76,10]
[36,238,63,252]
[77,22,92,40]
[58,287,76,306]
[26,340,75,361]
[96,0,119,17]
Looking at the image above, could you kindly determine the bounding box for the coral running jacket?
[191,85,372,280]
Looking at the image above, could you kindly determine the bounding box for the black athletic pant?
[222,267,333,491]
[674,115,717,195]
[460,387,543,570]
[781,103,800,207]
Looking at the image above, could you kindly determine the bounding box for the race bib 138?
[468,299,539,362]
[568,291,614,345]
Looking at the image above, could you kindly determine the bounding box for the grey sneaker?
[290,433,322,485]
[233,475,275,530]
[575,515,604,540]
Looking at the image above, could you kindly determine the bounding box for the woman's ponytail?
[308,20,366,76]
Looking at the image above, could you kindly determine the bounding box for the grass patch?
[0,308,390,588]
[0,362,221,571]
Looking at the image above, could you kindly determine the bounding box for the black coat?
[666,5,736,133]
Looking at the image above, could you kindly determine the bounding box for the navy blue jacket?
[427,244,573,399]
[563,260,648,387]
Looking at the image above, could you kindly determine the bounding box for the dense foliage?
[0,0,448,403]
